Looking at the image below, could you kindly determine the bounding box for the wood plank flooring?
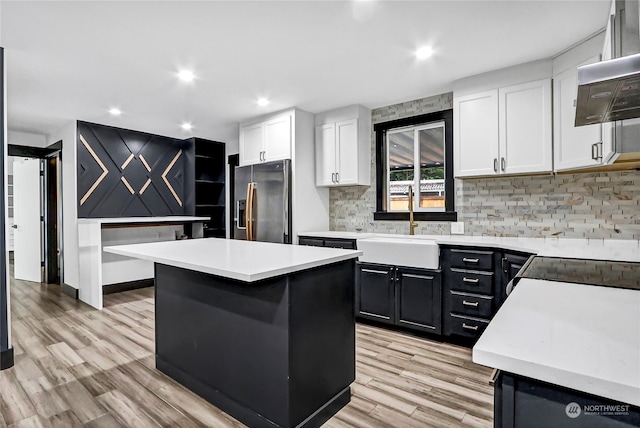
[3,273,494,427]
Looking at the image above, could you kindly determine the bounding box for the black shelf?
[186,138,226,238]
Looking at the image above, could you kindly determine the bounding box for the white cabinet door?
[315,123,336,186]
[554,58,603,171]
[239,123,264,166]
[264,114,291,162]
[498,79,552,175]
[336,118,358,185]
[454,90,500,177]
[13,158,42,283]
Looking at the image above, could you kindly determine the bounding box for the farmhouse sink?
[356,236,440,269]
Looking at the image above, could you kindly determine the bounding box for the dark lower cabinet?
[495,371,640,428]
[396,268,441,334]
[356,262,441,333]
[298,236,357,250]
[355,263,395,324]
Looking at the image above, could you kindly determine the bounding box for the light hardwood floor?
[2,274,494,427]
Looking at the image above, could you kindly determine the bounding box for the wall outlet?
[451,222,465,235]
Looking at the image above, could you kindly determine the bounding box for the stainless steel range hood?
[575,0,640,127]
[575,53,640,126]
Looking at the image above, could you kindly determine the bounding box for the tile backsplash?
[330,93,640,239]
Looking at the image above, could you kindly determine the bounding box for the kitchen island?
[104,238,362,428]
[473,278,640,427]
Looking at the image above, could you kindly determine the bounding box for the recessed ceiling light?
[109,108,122,116]
[177,69,195,82]
[181,122,193,131]
[257,98,270,107]
[415,46,434,60]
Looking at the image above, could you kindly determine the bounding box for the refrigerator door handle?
[246,182,254,240]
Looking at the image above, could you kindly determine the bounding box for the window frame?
[386,120,446,213]
[374,109,457,222]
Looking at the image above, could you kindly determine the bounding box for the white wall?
[49,121,78,288]
[8,130,47,148]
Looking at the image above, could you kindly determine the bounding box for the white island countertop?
[473,278,640,407]
[104,238,362,282]
[299,232,640,262]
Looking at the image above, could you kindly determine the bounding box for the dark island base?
[0,347,14,370]
[495,371,640,428]
[154,259,356,428]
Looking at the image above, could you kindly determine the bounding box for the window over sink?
[374,109,457,222]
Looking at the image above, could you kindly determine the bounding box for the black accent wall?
[0,47,14,370]
[77,121,195,218]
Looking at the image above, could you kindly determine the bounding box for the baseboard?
[0,347,14,370]
[103,279,154,295]
[61,283,79,299]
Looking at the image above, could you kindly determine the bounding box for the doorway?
[9,142,62,285]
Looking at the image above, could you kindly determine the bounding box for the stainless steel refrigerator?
[233,160,292,244]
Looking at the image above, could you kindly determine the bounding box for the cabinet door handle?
[463,277,480,284]
[462,258,479,264]
[462,300,479,307]
[501,157,506,172]
[262,151,266,161]
[493,158,498,173]
[591,143,598,160]
[462,323,479,331]
[331,173,336,183]
[335,172,339,182]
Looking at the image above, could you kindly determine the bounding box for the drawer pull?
[462,300,479,307]
[463,277,480,284]
[462,257,479,263]
[462,323,479,331]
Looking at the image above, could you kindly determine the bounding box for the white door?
[13,158,42,283]
[239,123,264,166]
[454,90,500,177]
[336,118,358,185]
[499,79,553,175]
[315,123,336,186]
[554,57,603,171]
[264,114,292,162]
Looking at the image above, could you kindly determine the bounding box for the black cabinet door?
[395,268,442,334]
[355,263,395,324]
[498,252,531,307]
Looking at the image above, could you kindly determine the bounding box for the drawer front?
[450,292,493,318]
[449,269,494,294]
[324,238,357,250]
[298,237,324,247]
[448,249,495,270]
[447,314,489,339]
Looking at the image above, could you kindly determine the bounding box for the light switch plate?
[451,221,464,235]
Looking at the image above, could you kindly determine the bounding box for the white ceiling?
[1,0,611,144]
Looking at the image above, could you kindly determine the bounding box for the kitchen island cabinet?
[104,238,361,428]
[474,278,640,427]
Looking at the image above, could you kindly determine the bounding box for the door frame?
[9,141,62,284]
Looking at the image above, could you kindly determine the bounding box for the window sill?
[373,211,458,222]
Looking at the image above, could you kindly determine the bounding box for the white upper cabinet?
[499,79,552,175]
[454,76,552,178]
[315,105,371,187]
[454,90,499,177]
[553,56,604,171]
[551,30,609,172]
[239,112,292,166]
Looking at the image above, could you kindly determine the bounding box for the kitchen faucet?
[408,185,418,235]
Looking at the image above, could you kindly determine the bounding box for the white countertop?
[104,238,362,282]
[299,231,640,262]
[78,216,210,225]
[473,278,640,407]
